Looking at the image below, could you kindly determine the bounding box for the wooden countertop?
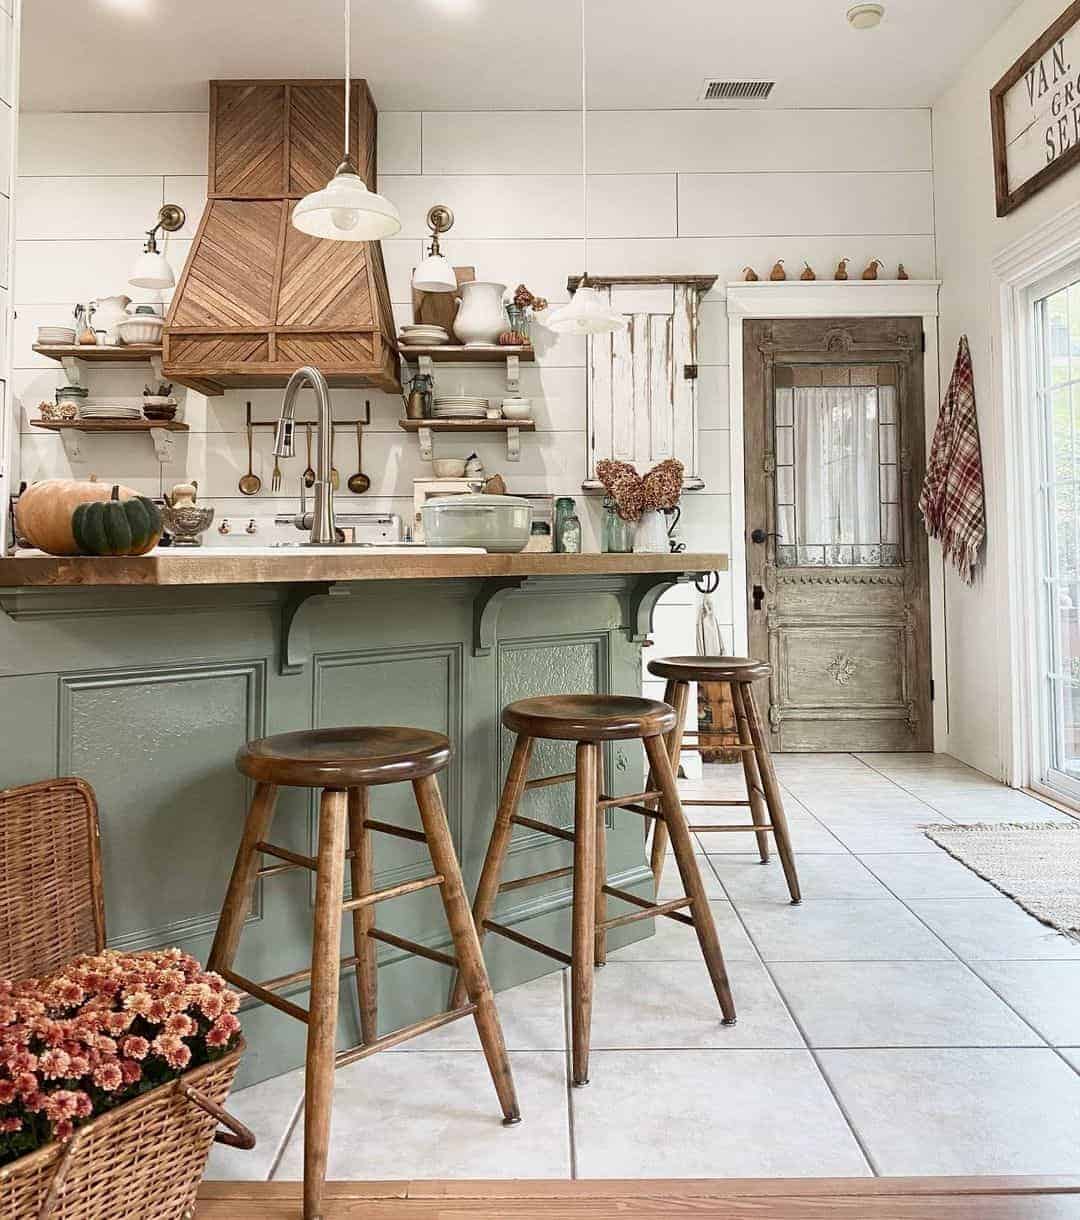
[0,550,728,588]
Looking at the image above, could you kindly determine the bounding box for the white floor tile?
[1060,1048,1080,1073]
[771,961,1043,1048]
[703,816,848,855]
[857,850,1000,899]
[203,1067,303,1181]
[274,1051,570,1180]
[820,1048,1080,1175]
[909,898,1080,961]
[588,959,803,1050]
[737,897,954,962]
[710,853,889,902]
[970,961,1080,1045]
[605,898,758,962]
[656,858,727,899]
[572,1049,870,1178]
[389,972,566,1052]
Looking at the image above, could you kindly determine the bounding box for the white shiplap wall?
[13,105,935,672]
[0,0,18,549]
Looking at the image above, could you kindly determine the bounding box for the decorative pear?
[769,260,787,281]
[800,262,816,281]
[897,263,910,280]
[743,266,759,282]
[862,258,884,281]
[835,258,850,280]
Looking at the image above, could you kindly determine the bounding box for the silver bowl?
[162,504,215,546]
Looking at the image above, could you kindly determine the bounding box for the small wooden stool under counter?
[209,727,520,1220]
[646,657,802,904]
[454,693,737,1088]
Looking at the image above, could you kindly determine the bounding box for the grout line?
[266,1088,306,1182]
[702,843,880,1177]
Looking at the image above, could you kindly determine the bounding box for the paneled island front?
[0,550,725,1086]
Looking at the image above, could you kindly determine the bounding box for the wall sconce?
[412,205,457,293]
[129,203,187,290]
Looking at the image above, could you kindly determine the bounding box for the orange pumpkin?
[14,477,146,555]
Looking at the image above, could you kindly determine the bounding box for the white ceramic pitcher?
[453,281,507,347]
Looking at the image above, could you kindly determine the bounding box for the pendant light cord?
[343,0,351,167]
[579,0,588,285]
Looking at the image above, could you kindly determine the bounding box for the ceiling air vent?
[699,78,775,102]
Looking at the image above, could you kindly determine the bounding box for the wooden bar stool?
[453,694,737,1088]
[208,727,520,1220]
[646,657,801,904]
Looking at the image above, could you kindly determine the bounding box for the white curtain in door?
[793,387,880,545]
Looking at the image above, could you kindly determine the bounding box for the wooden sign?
[991,0,1080,216]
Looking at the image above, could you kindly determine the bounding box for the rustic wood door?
[743,317,932,752]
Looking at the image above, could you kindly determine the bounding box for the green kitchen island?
[0,550,726,1086]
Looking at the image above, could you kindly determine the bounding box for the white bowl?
[115,315,165,345]
[500,398,532,420]
[432,458,467,478]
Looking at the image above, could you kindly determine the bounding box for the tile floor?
[207,752,1080,1182]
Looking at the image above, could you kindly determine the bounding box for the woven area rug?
[925,822,1080,941]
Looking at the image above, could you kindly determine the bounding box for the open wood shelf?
[31,419,187,433]
[397,344,535,363]
[398,419,535,433]
[33,343,164,364]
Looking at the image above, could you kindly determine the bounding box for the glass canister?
[560,509,582,553]
[554,497,576,553]
[601,497,635,553]
[504,304,530,344]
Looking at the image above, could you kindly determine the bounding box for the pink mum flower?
[164,1013,196,1039]
[38,1048,71,1080]
[151,1033,191,1071]
[205,1024,231,1049]
[123,991,153,1017]
[92,1060,123,1092]
[0,1079,15,1105]
[104,1011,133,1036]
[14,1071,40,1099]
[52,1119,74,1142]
[0,1116,22,1134]
[120,1035,149,1061]
[120,1059,142,1085]
[215,1013,241,1037]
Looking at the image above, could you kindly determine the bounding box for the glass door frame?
[1026,261,1080,806]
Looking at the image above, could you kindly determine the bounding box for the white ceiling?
[22,0,1024,114]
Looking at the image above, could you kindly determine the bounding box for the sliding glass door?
[1033,269,1080,801]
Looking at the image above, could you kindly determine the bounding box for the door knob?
[751,528,768,544]
[752,585,765,611]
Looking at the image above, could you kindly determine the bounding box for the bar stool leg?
[450,733,534,1010]
[594,747,607,967]
[208,782,279,975]
[347,787,378,1044]
[648,678,689,889]
[304,788,348,1220]
[571,740,598,1086]
[644,734,737,1025]
[413,774,521,1125]
[731,682,772,865]
[741,684,801,904]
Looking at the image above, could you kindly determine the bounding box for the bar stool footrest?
[483,919,573,966]
[334,1003,479,1067]
[690,824,776,833]
[509,814,575,843]
[218,967,312,1024]
[367,927,458,969]
[601,884,695,928]
[498,865,574,894]
[596,789,662,810]
[524,772,575,791]
[342,873,444,911]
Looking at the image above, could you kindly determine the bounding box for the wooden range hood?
[164,80,400,396]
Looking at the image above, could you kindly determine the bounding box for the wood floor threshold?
[196,1177,1080,1218]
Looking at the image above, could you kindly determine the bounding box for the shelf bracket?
[417,354,435,383]
[150,353,165,384]
[57,428,84,462]
[626,573,691,643]
[474,577,529,657]
[417,425,434,462]
[60,356,86,389]
[506,426,521,462]
[148,427,175,464]
[505,355,520,395]
[280,582,351,674]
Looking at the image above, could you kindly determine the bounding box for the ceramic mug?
[633,509,669,554]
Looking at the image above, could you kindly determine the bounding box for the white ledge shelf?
[398,417,535,462]
[31,417,187,463]
[33,343,166,388]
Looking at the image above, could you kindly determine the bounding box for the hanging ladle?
[238,416,261,496]
[348,415,370,494]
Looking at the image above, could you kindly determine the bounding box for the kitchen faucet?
[272,365,337,545]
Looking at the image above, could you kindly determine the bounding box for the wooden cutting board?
[411,266,475,335]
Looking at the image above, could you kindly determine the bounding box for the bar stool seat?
[646,655,801,905]
[457,691,736,1088]
[503,694,676,741]
[238,727,451,788]
[647,656,771,684]
[211,726,519,1220]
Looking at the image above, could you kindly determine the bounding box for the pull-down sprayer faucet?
[273,366,337,545]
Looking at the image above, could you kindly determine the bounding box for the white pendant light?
[412,205,458,293]
[544,0,626,336]
[292,0,401,242]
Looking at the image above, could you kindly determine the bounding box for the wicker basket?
[0,1044,250,1220]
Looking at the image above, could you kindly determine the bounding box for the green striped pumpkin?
[71,486,162,556]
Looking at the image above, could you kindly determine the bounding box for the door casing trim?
[726,279,947,753]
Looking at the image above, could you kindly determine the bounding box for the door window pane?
[1036,276,1080,787]
[773,377,901,567]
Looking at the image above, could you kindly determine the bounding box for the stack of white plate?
[37,326,76,345]
[79,404,143,420]
[433,395,488,419]
[399,323,450,347]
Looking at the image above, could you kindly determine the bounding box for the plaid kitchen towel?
[919,335,986,585]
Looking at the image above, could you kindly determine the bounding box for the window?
[1033,271,1080,799]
